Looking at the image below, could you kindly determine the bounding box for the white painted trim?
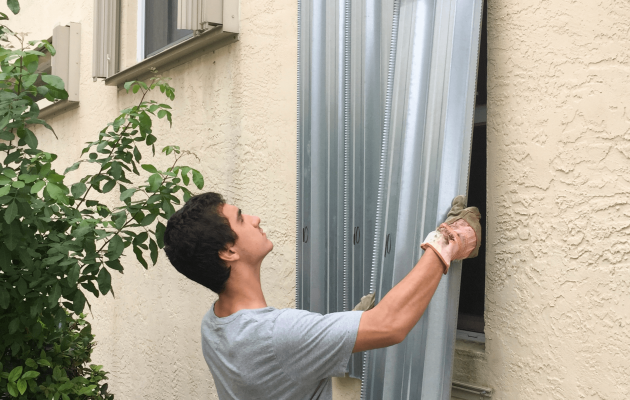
[136,0,145,62]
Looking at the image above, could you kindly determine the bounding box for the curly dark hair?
[164,192,237,294]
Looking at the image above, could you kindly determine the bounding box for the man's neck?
[214,262,267,318]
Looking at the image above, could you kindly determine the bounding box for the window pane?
[145,0,193,58]
[168,0,193,44]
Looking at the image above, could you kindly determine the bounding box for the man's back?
[201,306,362,400]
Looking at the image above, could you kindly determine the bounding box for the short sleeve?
[272,309,363,384]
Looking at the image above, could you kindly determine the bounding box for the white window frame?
[104,0,239,87]
[136,0,196,62]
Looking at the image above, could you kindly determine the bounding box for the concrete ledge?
[39,100,79,120]
[105,26,239,87]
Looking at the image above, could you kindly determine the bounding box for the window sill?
[452,381,493,400]
[39,99,80,120]
[105,26,238,87]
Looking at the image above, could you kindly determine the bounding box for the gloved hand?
[352,292,376,311]
[420,195,481,274]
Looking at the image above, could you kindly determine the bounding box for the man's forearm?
[353,249,444,352]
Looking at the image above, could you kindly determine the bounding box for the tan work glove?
[352,292,376,311]
[420,195,481,274]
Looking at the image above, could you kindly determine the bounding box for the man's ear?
[219,245,239,263]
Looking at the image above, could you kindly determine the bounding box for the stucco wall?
[7,0,630,399]
[7,1,301,399]
[453,0,630,399]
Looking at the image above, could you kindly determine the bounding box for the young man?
[164,192,480,400]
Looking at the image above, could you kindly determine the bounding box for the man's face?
[221,203,273,264]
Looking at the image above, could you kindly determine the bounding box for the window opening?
[144,0,193,59]
[458,0,487,335]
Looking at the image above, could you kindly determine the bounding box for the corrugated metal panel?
[297,0,484,398]
[177,0,226,31]
[177,0,203,31]
[67,23,81,102]
[51,26,70,89]
[92,0,120,80]
[51,23,80,102]
[297,0,347,316]
[221,0,239,33]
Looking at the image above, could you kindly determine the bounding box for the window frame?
[136,0,194,62]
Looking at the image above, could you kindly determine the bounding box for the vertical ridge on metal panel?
[92,0,120,80]
[342,0,351,314]
[295,0,302,310]
[360,0,399,392]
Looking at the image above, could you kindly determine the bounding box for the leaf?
[7,0,19,14]
[41,74,65,90]
[11,180,24,188]
[49,283,61,307]
[5,220,21,251]
[141,164,158,173]
[8,317,19,334]
[97,267,111,295]
[23,129,38,149]
[16,278,26,295]
[149,238,158,265]
[133,245,148,269]
[45,183,64,201]
[123,81,134,91]
[138,111,152,130]
[155,221,166,248]
[140,212,157,227]
[148,173,162,192]
[0,185,10,196]
[73,289,86,314]
[133,146,142,162]
[102,179,116,193]
[4,201,17,224]
[64,162,81,174]
[107,235,124,261]
[146,134,157,145]
[30,180,46,194]
[22,73,37,88]
[120,188,136,201]
[8,366,22,382]
[0,287,9,309]
[21,370,39,379]
[180,166,191,186]
[7,382,18,397]
[67,264,80,286]
[71,182,87,199]
[192,169,204,189]
[17,378,27,395]
[25,359,37,368]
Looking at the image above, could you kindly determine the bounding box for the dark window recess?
[145,0,193,58]
[458,0,487,334]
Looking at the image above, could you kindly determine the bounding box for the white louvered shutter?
[92,0,120,80]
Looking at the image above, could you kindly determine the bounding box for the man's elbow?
[389,328,407,346]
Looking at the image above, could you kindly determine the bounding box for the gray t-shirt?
[201,305,363,400]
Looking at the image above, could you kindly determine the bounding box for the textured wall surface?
[453,0,630,399]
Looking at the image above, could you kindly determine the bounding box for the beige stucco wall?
[7,0,630,399]
[7,1,302,399]
[453,0,630,399]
